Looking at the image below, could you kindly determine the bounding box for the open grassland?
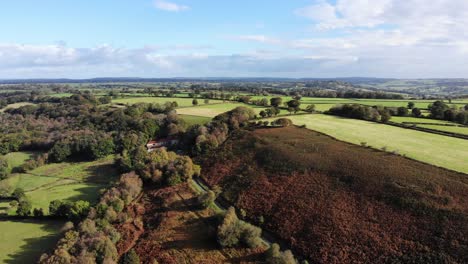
[0,102,35,112]
[112,96,222,107]
[178,114,212,126]
[0,220,63,264]
[275,114,468,173]
[1,155,118,213]
[198,127,468,263]
[2,152,36,170]
[176,103,258,117]
[390,116,468,135]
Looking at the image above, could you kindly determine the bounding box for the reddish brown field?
[198,127,468,263]
[116,183,265,264]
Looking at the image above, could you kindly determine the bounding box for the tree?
[412,108,422,117]
[121,249,140,264]
[217,207,242,247]
[380,111,391,123]
[12,188,26,200]
[16,198,32,216]
[397,107,408,116]
[286,100,301,114]
[265,243,297,264]
[204,99,210,104]
[407,102,415,109]
[305,104,316,113]
[259,110,267,118]
[198,190,216,209]
[270,97,283,108]
[272,118,293,127]
[464,104,468,111]
[33,208,45,217]
[192,99,199,106]
[0,157,10,180]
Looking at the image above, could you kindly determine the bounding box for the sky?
[0,0,467,79]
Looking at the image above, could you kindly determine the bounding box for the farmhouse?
[147,137,179,150]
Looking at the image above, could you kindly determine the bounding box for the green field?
[2,152,36,171]
[176,103,256,117]
[112,96,222,107]
[0,155,117,214]
[0,220,63,263]
[273,114,468,174]
[390,117,468,135]
[179,114,212,126]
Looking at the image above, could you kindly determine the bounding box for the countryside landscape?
[1,1,468,263]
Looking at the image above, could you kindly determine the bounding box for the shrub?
[272,118,293,127]
[121,249,141,264]
[0,157,10,180]
[217,207,263,248]
[197,190,216,209]
[265,243,297,264]
[16,198,32,216]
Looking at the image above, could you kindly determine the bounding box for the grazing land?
[178,114,212,126]
[0,220,63,264]
[391,116,468,135]
[276,114,468,173]
[176,102,260,117]
[0,155,118,214]
[198,127,468,263]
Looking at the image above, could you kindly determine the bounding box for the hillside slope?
[198,127,468,263]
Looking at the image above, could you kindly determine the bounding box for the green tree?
[407,102,415,109]
[198,190,216,209]
[204,99,210,104]
[412,108,422,117]
[380,111,391,123]
[217,207,242,247]
[16,198,32,216]
[397,107,408,116]
[192,99,199,106]
[0,157,10,180]
[259,110,267,118]
[286,100,301,114]
[305,104,316,113]
[270,97,283,108]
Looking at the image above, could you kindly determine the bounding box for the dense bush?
[265,243,297,264]
[217,207,263,248]
[0,156,10,180]
[197,190,216,208]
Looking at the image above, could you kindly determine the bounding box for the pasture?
[179,114,212,126]
[0,220,63,264]
[278,114,468,173]
[390,116,468,135]
[0,155,118,214]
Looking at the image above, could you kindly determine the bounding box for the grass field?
[274,114,468,173]
[179,114,212,126]
[0,220,63,264]
[2,152,36,170]
[0,155,118,214]
[390,116,468,135]
[176,103,256,117]
[112,96,222,107]
[0,102,35,112]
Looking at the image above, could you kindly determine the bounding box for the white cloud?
[233,35,281,44]
[153,0,189,12]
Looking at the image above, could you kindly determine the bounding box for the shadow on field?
[85,163,119,184]
[4,219,63,264]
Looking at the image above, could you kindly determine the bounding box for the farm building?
[146,137,179,150]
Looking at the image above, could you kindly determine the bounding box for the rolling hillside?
[198,127,468,263]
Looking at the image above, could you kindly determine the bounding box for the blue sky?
[0,0,467,78]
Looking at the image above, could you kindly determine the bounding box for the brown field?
[198,127,468,263]
[116,183,265,264]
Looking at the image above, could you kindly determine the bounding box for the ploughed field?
[198,127,468,263]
